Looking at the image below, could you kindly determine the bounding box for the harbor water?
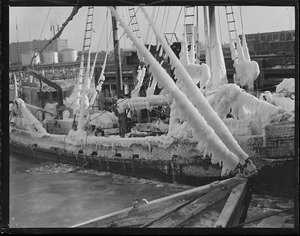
[9,154,295,228]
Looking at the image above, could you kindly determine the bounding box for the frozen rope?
[231,207,294,228]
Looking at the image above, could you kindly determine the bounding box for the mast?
[111,6,127,137]
[16,17,21,64]
[111,6,123,97]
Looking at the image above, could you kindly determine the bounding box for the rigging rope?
[29,6,82,67]
[144,7,156,46]
[88,73,152,123]
[147,7,160,50]
[239,6,244,34]
[170,6,183,43]
[38,7,52,41]
[218,6,223,44]
[232,207,294,228]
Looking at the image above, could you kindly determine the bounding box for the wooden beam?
[214,180,247,227]
[148,183,237,227]
[71,177,243,228]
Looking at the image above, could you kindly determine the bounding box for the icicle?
[235,31,246,62]
[159,46,163,57]
[233,31,260,90]
[146,76,157,97]
[138,6,249,164]
[131,66,146,98]
[14,74,18,99]
[242,31,251,61]
[206,6,227,90]
[189,29,196,64]
[85,47,92,89]
[179,31,190,67]
[203,6,212,70]
[109,7,242,175]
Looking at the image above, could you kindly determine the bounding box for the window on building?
[260,35,265,41]
[102,84,110,97]
[267,35,272,41]
[280,33,285,41]
[111,84,117,97]
[273,34,279,40]
[254,35,259,40]
[43,92,49,100]
[53,91,57,99]
[286,33,292,40]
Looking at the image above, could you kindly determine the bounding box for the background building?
[241,30,295,56]
[9,39,68,65]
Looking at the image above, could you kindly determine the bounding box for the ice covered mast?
[206,6,228,90]
[139,7,252,164]
[109,7,255,175]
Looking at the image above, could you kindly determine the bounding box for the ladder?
[78,6,94,91]
[184,6,196,45]
[128,7,141,40]
[225,6,238,61]
[82,6,94,56]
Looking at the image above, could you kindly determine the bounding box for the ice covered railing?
[109,7,256,176]
[117,95,170,113]
[10,98,48,134]
[208,84,293,135]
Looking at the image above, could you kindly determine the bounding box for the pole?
[111,6,123,98]
[111,6,127,137]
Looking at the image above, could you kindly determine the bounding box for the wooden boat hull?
[69,176,255,228]
[10,127,224,186]
[10,123,294,186]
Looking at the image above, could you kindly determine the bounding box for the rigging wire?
[147,7,160,50]
[162,6,170,36]
[239,6,244,34]
[88,73,152,123]
[121,7,127,49]
[29,5,82,67]
[144,7,156,46]
[232,207,294,228]
[170,6,183,43]
[38,7,52,41]
[218,6,223,44]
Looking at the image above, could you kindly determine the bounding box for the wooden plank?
[94,200,187,227]
[71,177,244,228]
[214,180,248,228]
[148,183,237,228]
[140,197,198,228]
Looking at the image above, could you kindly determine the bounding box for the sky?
[9,6,295,52]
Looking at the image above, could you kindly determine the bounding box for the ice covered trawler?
[9,6,294,185]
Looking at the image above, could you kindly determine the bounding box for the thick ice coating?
[109,6,242,175]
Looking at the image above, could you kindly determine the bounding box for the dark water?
[9,155,295,228]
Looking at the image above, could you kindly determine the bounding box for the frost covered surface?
[259,78,295,112]
[232,32,259,90]
[88,111,118,129]
[208,84,292,134]
[10,98,48,134]
[117,95,169,113]
[132,66,146,98]
[205,7,227,90]
[109,7,243,175]
[276,78,294,94]
[179,33,211,89]
[146,76,158,97]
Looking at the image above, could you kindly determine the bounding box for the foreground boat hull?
[69,176,255,228]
